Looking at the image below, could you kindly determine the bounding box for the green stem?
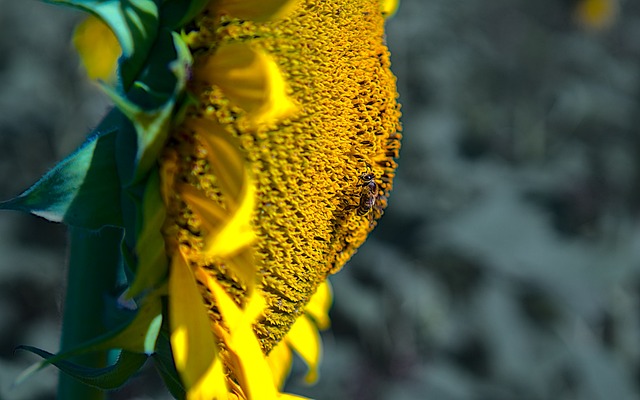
[58,226,122,399]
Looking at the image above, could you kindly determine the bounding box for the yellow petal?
[284,315,321,384]
[180,170,256,259]
[381,0,400,18]
[278,394,312,400]
[267,340,293,389]
[169,251,227,399]
[187,361,228,400]
[192,119,245,202]
[73,15,121,81]
[195,43,298,127]
[304,281,332,330]
[179,183,229,230]
[205,175,256,258]
[223,248,258,295]
[206,277,279,400]
[178,119,257,259]
[213,0,300,21]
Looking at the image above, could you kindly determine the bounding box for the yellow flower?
[574,0,619,31]
[73,15,121,81]
[161,0,400,397]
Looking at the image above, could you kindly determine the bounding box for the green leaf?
[47,293,160,359]
[14,293,162,388]
[104,31,193,184]
[16,348,147,390]
[128,169,169,298]
[153,332,186,400]
[160,0,209,29]
[102,294,163,355]
[0,128,122,229]
[86,293,163,356]
[169,31,193,98]
[102,83,173,184]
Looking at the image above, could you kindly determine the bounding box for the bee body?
[355,172,378,216]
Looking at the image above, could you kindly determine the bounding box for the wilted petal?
[159,149,179,206]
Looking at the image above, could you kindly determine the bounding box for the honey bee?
[343,162,382,227]
[356,172,378,216]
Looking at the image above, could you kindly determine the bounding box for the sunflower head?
[163,0,401,356]
[5,0,400,398]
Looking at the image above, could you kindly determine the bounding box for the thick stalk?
[57,226,122,399]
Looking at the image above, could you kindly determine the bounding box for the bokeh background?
[2,0,640,399]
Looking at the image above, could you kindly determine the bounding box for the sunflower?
[163,1,400,397]
[4,0,400,398]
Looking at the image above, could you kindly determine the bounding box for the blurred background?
[1,0,640,399]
